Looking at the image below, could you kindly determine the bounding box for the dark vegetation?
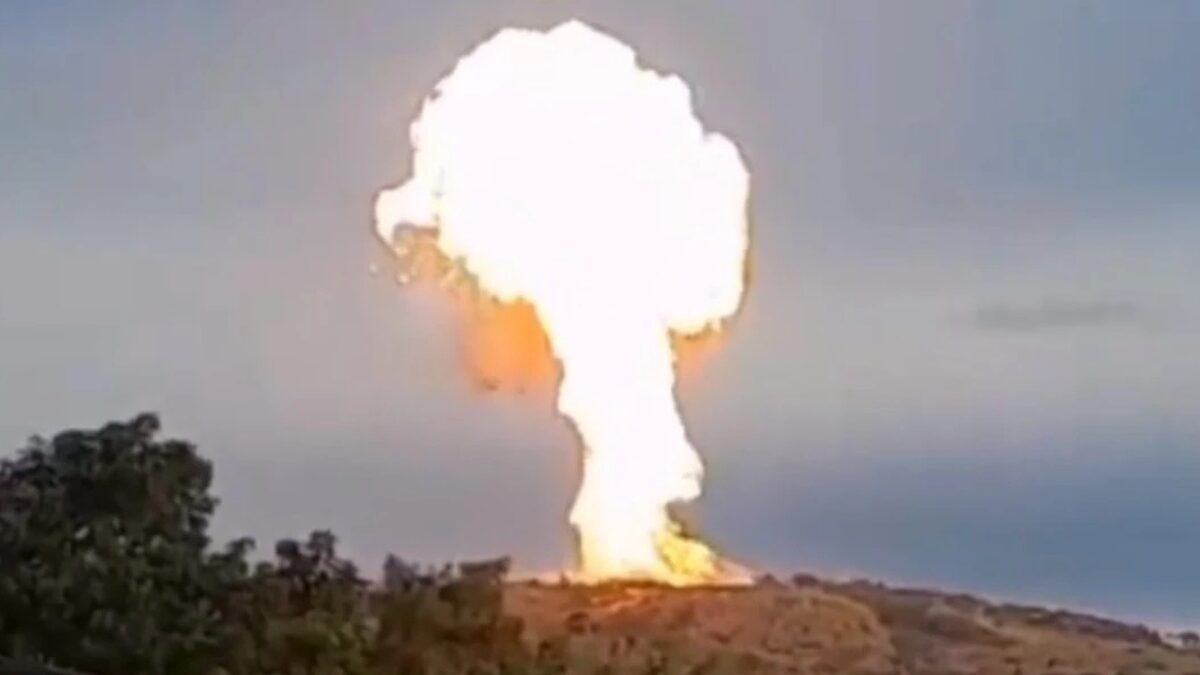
[0,414,547,675]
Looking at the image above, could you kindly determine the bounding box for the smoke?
[375,21,750,584]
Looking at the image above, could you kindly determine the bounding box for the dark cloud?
[975,300,1142,333]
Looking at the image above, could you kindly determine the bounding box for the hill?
[506,577,1200,674]
[5,415,1195,675]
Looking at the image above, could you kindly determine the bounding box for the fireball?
[375,21,750,584]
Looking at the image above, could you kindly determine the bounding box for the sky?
[1,1,1197,627]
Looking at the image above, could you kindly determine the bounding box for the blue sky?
[1,2,1197,626]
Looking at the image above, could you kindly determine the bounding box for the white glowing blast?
[375,21,750,584]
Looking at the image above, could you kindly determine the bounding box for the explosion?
[375,21,750,585]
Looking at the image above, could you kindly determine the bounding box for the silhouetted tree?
[0,414,241,675]
[230,531,374,675]
[373,556,533,674]
[0,414,554,675]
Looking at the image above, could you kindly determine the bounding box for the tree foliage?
[0,414,232,674]
[0,414,555,675]
[373,556,533,674]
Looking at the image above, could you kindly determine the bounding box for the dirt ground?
[505,577,1200,674]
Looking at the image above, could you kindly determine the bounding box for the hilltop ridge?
[505,576,1200,674]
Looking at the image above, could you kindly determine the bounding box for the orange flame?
[375,21,751,585]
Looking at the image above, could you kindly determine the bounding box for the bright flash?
[375,21,750,584]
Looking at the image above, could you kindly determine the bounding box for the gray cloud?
[975,300,1142,333]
